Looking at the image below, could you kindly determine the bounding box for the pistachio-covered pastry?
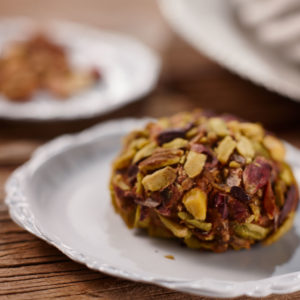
[110,110,299,252]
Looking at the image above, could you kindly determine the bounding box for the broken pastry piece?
[110,110,299,253]
[0,34,100,101]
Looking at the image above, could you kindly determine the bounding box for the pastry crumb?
[164,255,175,260]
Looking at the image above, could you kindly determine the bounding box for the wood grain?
[0,0,300,299]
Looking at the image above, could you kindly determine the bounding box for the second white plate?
[159,0,300,101]
[0,18,160,120]
[5,118,300,298]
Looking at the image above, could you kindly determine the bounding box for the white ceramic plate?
[5,118,300,298]
[159,0,300,102]
[0,18,160,120]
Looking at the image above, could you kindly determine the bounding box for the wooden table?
[0,1,300,299]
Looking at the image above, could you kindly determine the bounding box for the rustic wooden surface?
[0,1,300,299]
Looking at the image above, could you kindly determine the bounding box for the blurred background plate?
[0,18,160,120]
[159,0,300,102]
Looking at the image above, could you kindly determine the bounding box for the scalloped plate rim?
[4,118,300,298]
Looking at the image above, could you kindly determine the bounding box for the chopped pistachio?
[158,215,190,238]
[139,149,183,172]
[227,120,242,139]
[184,236,213,249]
[162,138,188,149]
[245,215,255,223]
[263,135,286,162]
[229,161,241,168]
[184,152,207,178]
[215,136,237,164]
[208,117,229,136]
[233,223,270,240]
[199,136,208,143]
[122,131,147,148]
[264,212,295,245]
[251,140,270,158]
[133,142,157,163]
[112,174,130,190]
[134,205,149,228]
[129,137,149,151]
[279,163,294,186]
[183,188,207,220]
[207,131,217,141]
[275,180,286,207]
[142,166,177,191]
[157,117,170,129]
[179,155,186,164]
[178,211,189,220]
[178,211,212,231]
[186,127,198,138]
[186,219,212,231]
[240,122,264,141]
[237,136,255,159]
[113,148,136,169]
[135,172,144,195]
[249,202,261,222]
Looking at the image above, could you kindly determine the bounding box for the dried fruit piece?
[184,152,207,178]
[158,215,190,238]
[263,135,285,162]
[215,136,236,164]
[236,136,255,159]
[156,129,186,145]
[142,166,177,191]
[162,138,188,149]
[230,186,250,202]
[243,157,272,194]
[208,117,229,136]
[133,142,157,163]
[233,223,270,240]
[139,148,183,172]
[263,181,279,220]
[183,188,207,220]
[214,193,228,219]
